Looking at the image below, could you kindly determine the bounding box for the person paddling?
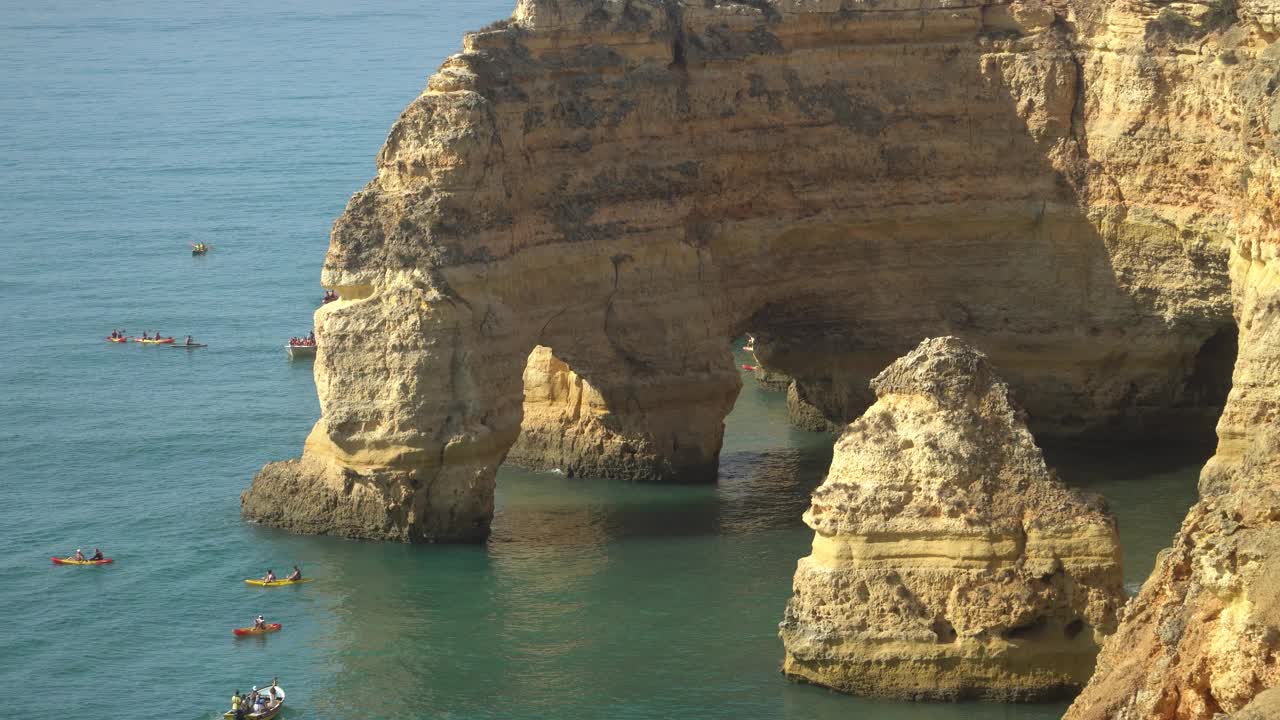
[252,615,267,631]
[89,548,103,561]
[73,548,86,561]
[286,565,301,582]
[262,569,276,583]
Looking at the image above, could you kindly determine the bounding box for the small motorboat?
[233,623,282,637]
[285,343,316,360]
[224,685,285,719]
[52,556,113,566]
[245,577,314,587]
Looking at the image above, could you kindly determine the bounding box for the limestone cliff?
[779,337,1124,700]
[507,345,678,479]
[1061,2,1280,716]
[244,0,1270,542]
[1064,245,1280,719]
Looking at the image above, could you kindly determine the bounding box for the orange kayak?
[233,623,282,637]
[107,337,130,343]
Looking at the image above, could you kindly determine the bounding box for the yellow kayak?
[244,578,313,587]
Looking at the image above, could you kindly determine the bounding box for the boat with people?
[168,335,206,348]
[233,622,282,637]
[224,683,285,720]
[245,577,313,587]
[247,566,307,587]
[53,547,111,565]
[137,337,175,344]
[52,556,113,566]
[286,332,317,359]
[191,242,211,255]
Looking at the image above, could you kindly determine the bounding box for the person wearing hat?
[73,548,85,562]
[252,615,267,631]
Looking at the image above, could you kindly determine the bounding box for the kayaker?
[73,548,85,561]
[90,548,103,561]
[253,615,267,630]
[262,569,277,583]
[286,565,301,581]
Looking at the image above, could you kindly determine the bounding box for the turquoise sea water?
[0,2,1208,718]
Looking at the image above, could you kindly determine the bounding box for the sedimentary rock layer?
[246,0,1274,542]
[507,345,678,479]
[1065,245,1280,719]
[779,337,1125,700]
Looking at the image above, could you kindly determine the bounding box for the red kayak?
[233,623,282,637]
[51,557,113,566]
[106,337,130,343]
[741,364,756,371]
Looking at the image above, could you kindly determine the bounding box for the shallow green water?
[0,1,1207,718]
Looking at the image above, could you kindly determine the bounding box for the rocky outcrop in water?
[244,0,1275,543]
[506,345,674,479]
[779,337,1124,700]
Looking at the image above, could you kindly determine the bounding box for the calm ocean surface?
[0,2,1207,718]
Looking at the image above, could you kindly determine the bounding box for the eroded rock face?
[779,337,1124,700]
[1065,243,1280,719]
[245,0,1277,542]
[507,345,682,479]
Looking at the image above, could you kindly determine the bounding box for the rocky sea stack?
[780,337,1125,700]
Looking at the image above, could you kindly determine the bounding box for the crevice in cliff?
[664,0,686,69]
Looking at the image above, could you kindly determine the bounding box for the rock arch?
[241,0,1275,546]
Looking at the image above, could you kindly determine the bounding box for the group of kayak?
[54,552,303,717]
[106,329,206,347]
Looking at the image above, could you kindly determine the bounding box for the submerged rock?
[780,337,1124,700]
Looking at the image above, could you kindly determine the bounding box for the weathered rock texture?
[779,337,1125,700]
[507,345,677,479]
[245,0,1276,542]
[1062,1,1280,716]
[1065,245,1280,718]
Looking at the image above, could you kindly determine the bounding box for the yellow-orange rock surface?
[780,337,1125,700]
